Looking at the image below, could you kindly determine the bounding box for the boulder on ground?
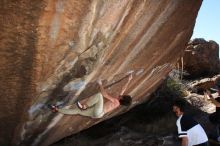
[183,38,220,79]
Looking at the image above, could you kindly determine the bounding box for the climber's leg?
[58,93,104,118]
[85,93,104,118]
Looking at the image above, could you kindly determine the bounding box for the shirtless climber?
[50,74,133,118]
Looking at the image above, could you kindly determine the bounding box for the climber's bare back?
[103,97,120,113]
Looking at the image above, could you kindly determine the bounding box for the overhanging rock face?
[0,0,202,145]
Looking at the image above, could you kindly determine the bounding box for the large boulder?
[0,0,202,145]
[183,38,220,78]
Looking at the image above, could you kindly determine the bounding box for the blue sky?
[191,0,220,56]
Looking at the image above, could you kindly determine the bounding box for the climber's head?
[119,95,132,106]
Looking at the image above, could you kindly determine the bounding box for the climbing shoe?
[48,104,58,113]
[76,101,87,110]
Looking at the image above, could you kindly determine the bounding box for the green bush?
[154,77,187,100]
